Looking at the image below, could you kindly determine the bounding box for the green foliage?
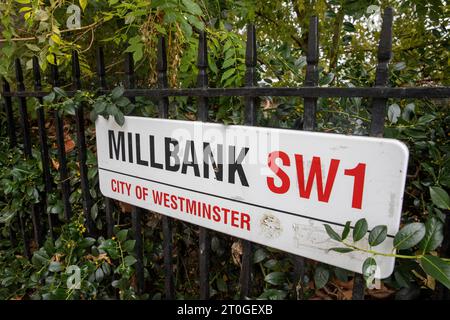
[324,218,450,290]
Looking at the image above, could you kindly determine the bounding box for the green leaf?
[115,96,130,107]
[124,255,137,267]
[79,0,87,11]
[43,91,56,104]
[394,223,426,250]
[314,266,330,289]
[353,218,368,242]
[123,240,136,253]
[264,272,286,285]
[182,0,203,15]
[221,68,235,83]
[341,221,351,240]
[369,225,387,246]
[430,186,450,209]
[222,58,236,69]
[114,111,125,126]
[116,229,128,242]
[319,72,334,86]
[49,261,62,272]
[53,87,67,97]
[111,86,125,100]
[362,257,377,286]
[324,224,342,242]
[329,247,354,253]
[420,255,450,290]
[419,217,444,253]
[80,237,96,248]
[93,101,107,113]
[393,61,406,71]
[25,44,41,52]
[388,103,401,123]
[253,248,267,264]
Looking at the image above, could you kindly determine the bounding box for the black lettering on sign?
[165,137,180,172]
[228,146,249,186]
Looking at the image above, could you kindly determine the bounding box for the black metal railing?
[1,7,449,300]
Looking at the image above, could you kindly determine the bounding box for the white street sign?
[95,116,409,277]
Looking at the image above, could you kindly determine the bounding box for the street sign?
[95,116,409,277]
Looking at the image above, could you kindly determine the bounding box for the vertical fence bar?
[240,24,257,298]
[15,58,43,248]
[72,50,94,235]
[13,60,32,258]
[33,56,54,240]
[1,78,18,247]
[196,30,211,300]
[292,15,319,299]
[1,79,17,146]
[303,16,319,132]
[369,7,393,138]
[156,36,175,299]
[125,53,145,295]
[351,7,394,301]
[51,56,72,221]
[96,47,114,239]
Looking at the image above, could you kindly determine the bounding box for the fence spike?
[369,7,393,137]
[156,35,175,299]
[240,23,258,299]
[303,15,319,131]
[96,47,115,239]
[33,56,55,240]
[123,53,145,294]
[51,55,72,221]
[196,29,211,299]
[72,50,94,236]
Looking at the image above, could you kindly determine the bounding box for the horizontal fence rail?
[2,87,450,98]
[0,6,449,301]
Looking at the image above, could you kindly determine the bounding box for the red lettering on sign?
[344,163,366,209]
[150,189,250,231]
[294,155,340,203]
[267,151,291,194]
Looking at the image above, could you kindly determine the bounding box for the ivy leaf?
[49,261,62,272]
[253,248,267,264]
[329,247,354,253]
[123,240,136,253]
[362,257,377,287]
[114,111,125,126]
[430,186,450,209]
[221,68,235,83]
[353,218,368,242]
[420,255,450,290]
[324,224,342,242]
[111,86,125,100]
[124,255,137,267]
[368,225,387,246]
[264,272,286,285]
[116,229,128,242]
[79,0,87,11]
[341,221,351,240]
[388,104,401,124]
[419,217,444,253]
[314,265,330,289]
[43,91,56,104]
[182,0,203,15]
[394,222,426,250]
[93,101,107,113]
